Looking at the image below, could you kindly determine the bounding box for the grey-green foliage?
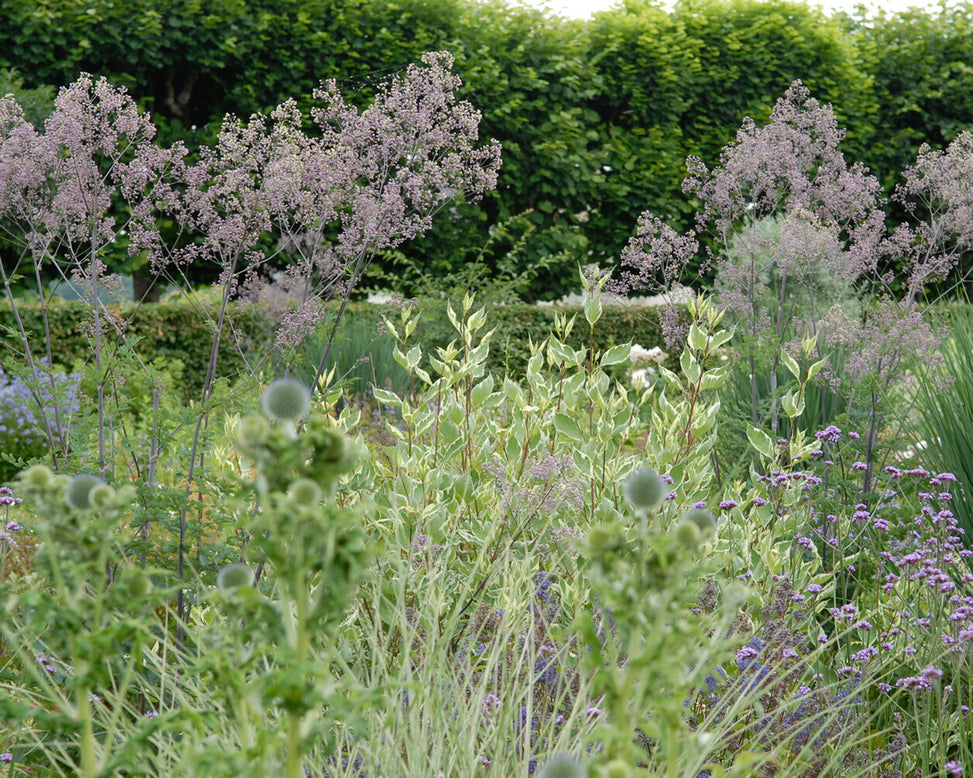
[717,213,861,343]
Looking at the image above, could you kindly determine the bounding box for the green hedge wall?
[0,297,673,397]
[0,298,267,399]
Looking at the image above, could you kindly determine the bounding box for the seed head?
[64,474,103,511]
[536,754,585,778]
[623,467,666,512]
[238,414,270,449]
[22,464,53,488]
[288,478,322,507]
[88,484,116,509]
[682,508,717,537]
[217,563,253,592]
[261,377,311,423]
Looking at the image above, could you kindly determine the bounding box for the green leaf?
[600,343,631,367]
[747,426,776,460]
[781,349,801,381]
[584,294,602,326]
[680,350,701,385]
[372,387,402,406]
[554,412,583,441]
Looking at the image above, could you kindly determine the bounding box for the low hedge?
[0,295,675,398]
[0,297,267,399]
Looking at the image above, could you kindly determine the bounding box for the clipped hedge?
[0,296,675,398]
[0,298,266,399]
[330,297,674,379]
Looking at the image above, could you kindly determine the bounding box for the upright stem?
[78,686,96,778]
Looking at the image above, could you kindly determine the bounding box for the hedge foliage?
[1,0,971,298]
[0,297,671,397]
[0,298,266,399]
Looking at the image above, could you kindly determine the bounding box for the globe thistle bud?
[288,478,322,507]
[623,467,666,512]
[674,518,701,550]
[261,377,311,423]
[238,414,270,449]
[604,760,633,778]
[88,483,116,510]
[536,754,585,778]
[317,428,346,463]
[64,474,104,511]
[587,524,615,552]
[121,568,154,598]
[21,464,53,488]
[681,508,717,538]
[217,563,253,592]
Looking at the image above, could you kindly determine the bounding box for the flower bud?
[238,414,270,449]
[88,483,116,510]
[22,464,53,488]
[623,467,666,512]
[317,428,346,463]
[537,754,585,778]
[288,478,322,507]
[261,377,311,423]
[682,508,717,538]
[675,519,701,550]
[217,563,253,592]
[587,524,615,552]
[64,474,103,511]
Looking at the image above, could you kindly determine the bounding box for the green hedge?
[1,296,674,398]
[0,298,267,399]
[314,298,675,384]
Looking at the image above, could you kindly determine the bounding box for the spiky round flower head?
[675,518,701,549]
[536,754,585,778]
[587,523,616,552]
[682,508,717,538]
[64,474,104,511]
[238,414,270,449]
[261,377,311,423]
[122,568,153,598]
[317,428,346,463]
[288,478,322,507]
[623,467,666,512]
[604,760,633,778]
[88,483,116,510]
[22,464,53,488]
[217,563,253,592]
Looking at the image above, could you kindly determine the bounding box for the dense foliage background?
[2,0,972,298]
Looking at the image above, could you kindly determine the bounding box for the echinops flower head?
[536,754,585,778]
[261,377,311,423]
[623,467,666,512]
[64,473,104,511]
[217,563,253,592]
